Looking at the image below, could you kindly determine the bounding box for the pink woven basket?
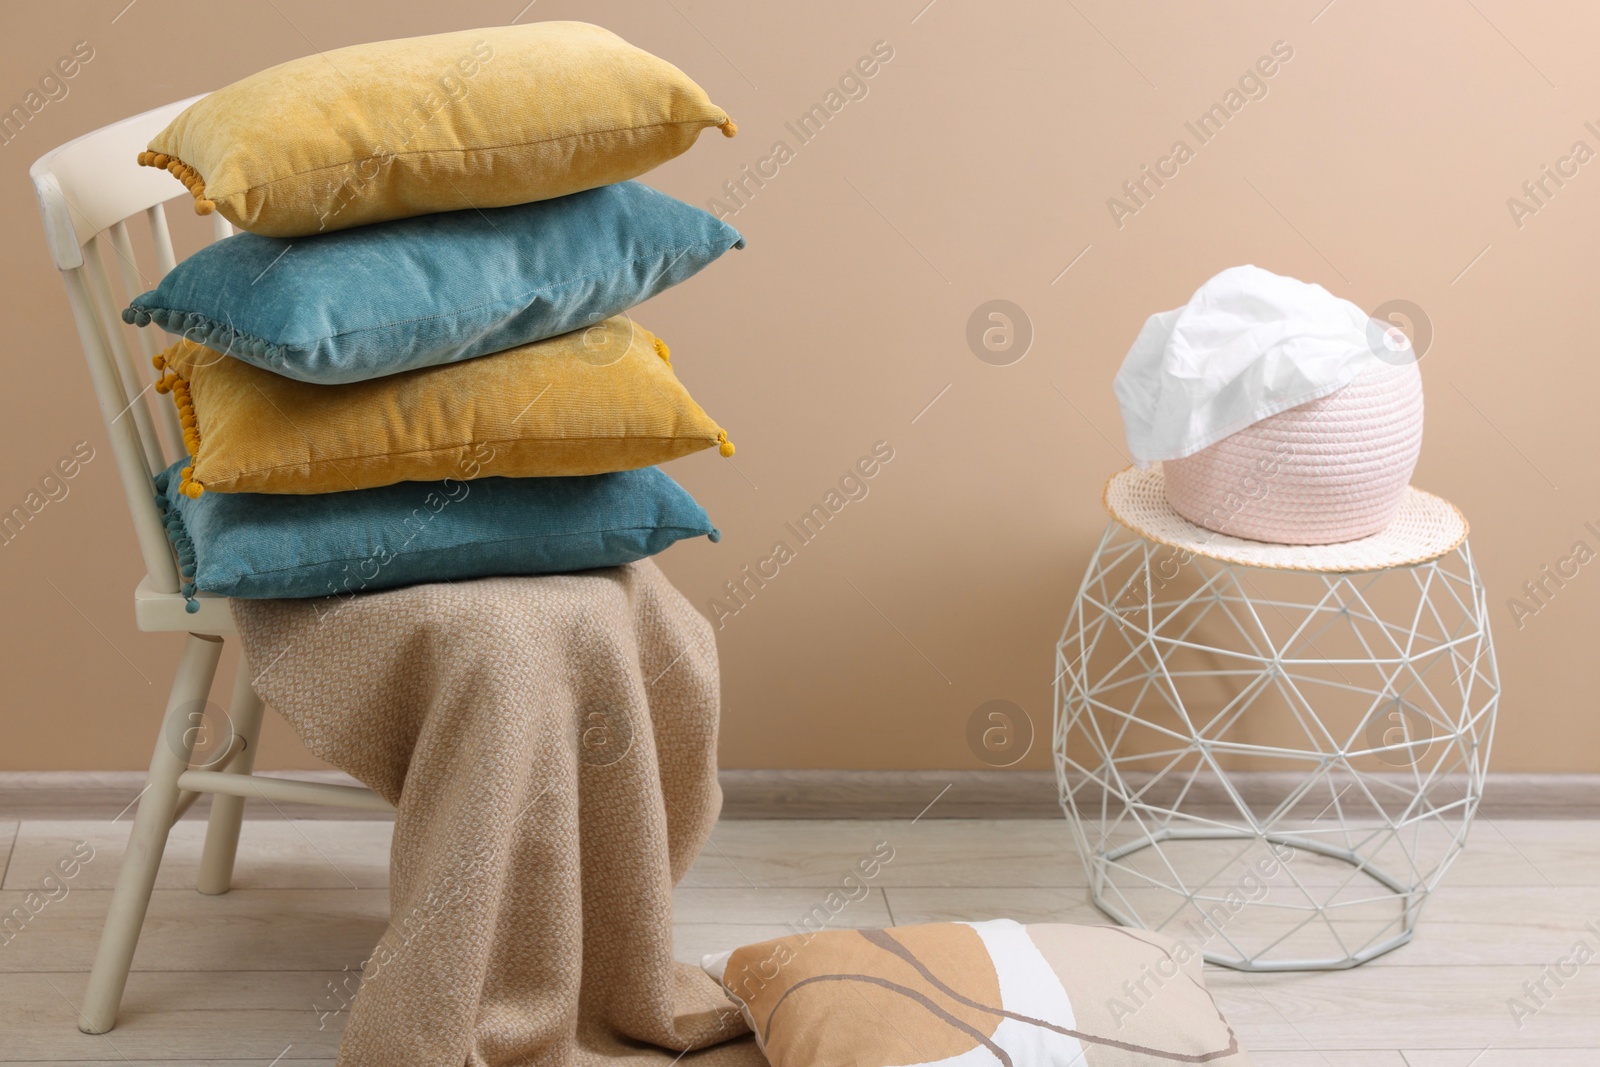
[1163,359,1424,545]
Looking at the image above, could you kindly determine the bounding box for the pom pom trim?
[126,305,292,369]
[151,467,201,612]
[152,344,206,497]
[138,149,216,216]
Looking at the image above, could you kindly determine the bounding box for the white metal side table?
[1054,466,1499,971]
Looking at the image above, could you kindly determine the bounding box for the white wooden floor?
[1,815,1597,1064]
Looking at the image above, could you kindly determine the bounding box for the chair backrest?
[30,95,226,596]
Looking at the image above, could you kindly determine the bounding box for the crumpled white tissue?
[1113,265,1403,465]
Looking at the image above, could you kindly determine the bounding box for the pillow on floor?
[139,22,737,237]
[154,459,718,609]
[154,317,733,496]
[122,183,743,385]
[702,920,1252,1067]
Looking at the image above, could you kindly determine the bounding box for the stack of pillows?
[121,22,743,612]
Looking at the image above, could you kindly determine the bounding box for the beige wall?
[2,0,1597,773]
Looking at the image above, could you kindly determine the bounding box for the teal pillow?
[153,460,718,609]
[123,182,743,384]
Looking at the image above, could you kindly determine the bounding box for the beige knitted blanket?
[231,561,762,1067]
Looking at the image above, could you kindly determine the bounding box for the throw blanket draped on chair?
[231,561,761,1067]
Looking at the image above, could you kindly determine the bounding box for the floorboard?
[0,817,1595,1060]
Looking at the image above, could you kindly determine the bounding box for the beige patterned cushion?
[702,919,1251,1066]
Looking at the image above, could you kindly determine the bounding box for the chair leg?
[197,659,266,896]
[79,633,223,1035]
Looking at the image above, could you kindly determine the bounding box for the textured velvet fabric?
[124,183,743,385]
[154,459,718,605]
[155,316,733,497]
[140,21,736,237]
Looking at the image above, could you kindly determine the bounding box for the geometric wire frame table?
[1055,466,1499,971]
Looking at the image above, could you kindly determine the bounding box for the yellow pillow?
[155,317,734,496]
[140,22,736,237]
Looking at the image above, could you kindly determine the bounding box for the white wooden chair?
[31,97,395,1036]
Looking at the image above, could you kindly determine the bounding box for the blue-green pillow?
[123,182,744,384]
[153,460,718,609]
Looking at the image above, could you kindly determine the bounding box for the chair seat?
[135,577,236,634]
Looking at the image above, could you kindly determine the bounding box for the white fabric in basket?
[1114,265,1405,464]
